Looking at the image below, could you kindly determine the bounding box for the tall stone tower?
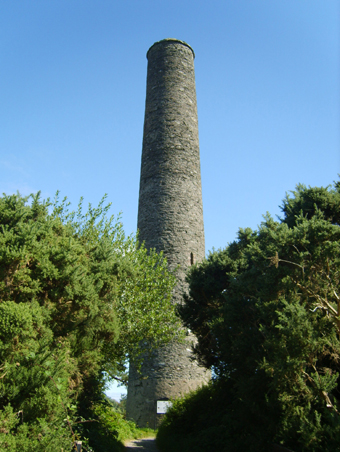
[126,39,209,429]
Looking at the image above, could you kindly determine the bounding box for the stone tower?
[126,38,210,429]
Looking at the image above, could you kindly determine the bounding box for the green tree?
[0,192,179,451]
[160,181,340,452]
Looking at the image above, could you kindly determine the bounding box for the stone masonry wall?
[126,39,210,429]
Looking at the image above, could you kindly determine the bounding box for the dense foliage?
[157,381,232,452]
[0,192,179,451]
[158,181,340,452]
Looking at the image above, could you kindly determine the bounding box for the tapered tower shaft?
[126,39,209,428]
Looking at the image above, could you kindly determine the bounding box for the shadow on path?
[125,437,159,452]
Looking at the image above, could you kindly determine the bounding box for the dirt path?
[125,437,159,452]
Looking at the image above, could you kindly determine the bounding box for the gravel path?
[125,437,159,452]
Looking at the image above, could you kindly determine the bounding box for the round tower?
[126,39,210,429]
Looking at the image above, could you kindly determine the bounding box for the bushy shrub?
[157,382,236,452]
[161,182,340,452]
[0,192,177,450]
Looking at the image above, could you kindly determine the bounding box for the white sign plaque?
[157,400,173,414]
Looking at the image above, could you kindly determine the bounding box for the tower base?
[126,337,210,429]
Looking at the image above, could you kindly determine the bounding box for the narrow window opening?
[190,252,194,266]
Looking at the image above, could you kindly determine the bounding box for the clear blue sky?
[1,1,339,399]
[1,0,339,252]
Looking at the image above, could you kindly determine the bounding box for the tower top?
[147,38,195,60]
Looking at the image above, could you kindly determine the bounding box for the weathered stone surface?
[126,38,210,429]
